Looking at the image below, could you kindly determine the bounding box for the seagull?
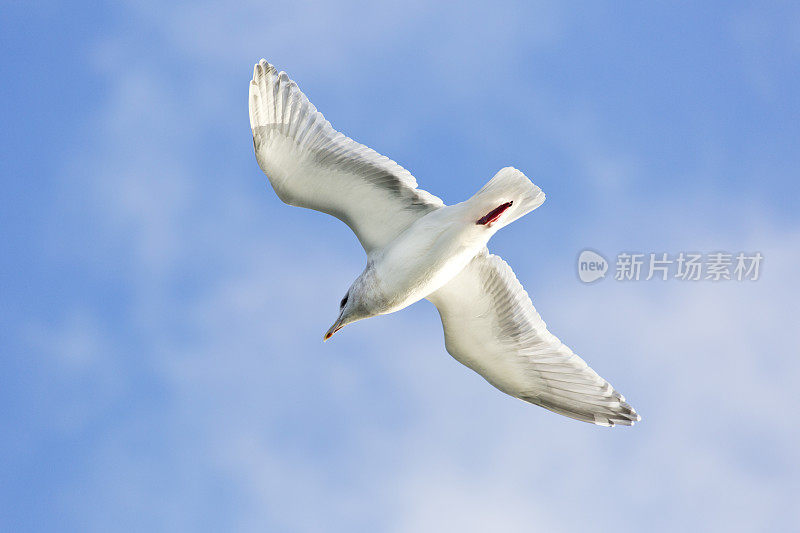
[249,59,640,426]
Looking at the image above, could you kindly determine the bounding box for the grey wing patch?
[305,133,443,213]
[253,122,440,215]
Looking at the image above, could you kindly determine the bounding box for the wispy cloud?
[5,1,800,531]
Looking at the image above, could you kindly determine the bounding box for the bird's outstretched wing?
[249,59,444,253]
[427,250,640,426]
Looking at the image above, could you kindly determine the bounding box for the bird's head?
[324,265,381,341]
[323,284,367,341]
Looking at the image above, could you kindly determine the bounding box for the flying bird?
[249,59,640,426]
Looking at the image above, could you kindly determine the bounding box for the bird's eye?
[340,294,349,308]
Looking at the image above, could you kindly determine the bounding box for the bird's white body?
[249,59,641,427]
[368,202,501,315]
[367,206,476,315]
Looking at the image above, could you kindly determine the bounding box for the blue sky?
[2,1,799,531]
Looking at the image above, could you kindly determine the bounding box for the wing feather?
[249,60,443,252]
[427,250,640,427]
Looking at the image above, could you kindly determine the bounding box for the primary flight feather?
[249,59,640,427]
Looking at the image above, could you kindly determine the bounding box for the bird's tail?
[466,167,545,230]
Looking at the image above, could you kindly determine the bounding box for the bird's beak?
[323,318,344,342]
